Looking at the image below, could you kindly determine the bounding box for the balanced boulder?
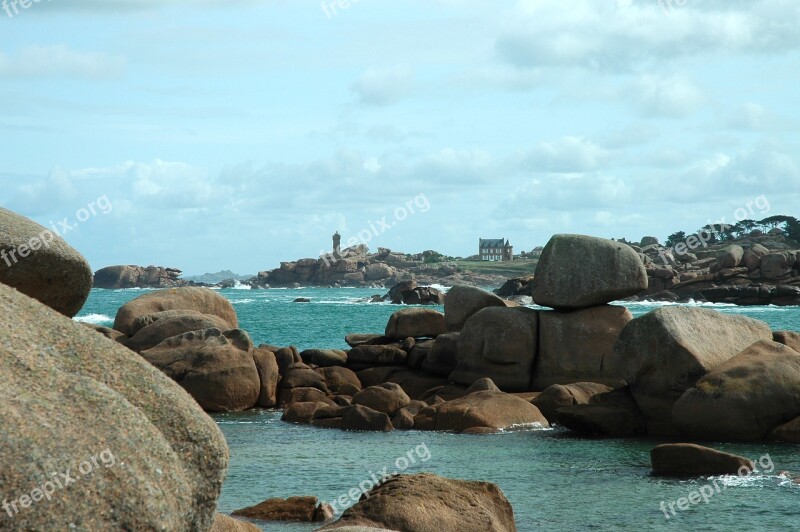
[533,234,647,309]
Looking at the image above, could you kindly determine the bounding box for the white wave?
[74,314,113,325]
[429,283,452,292]
[230,280,251,290]
[231,298,255,304]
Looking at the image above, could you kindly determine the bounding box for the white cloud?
[351,65,415,106]
[629,74,705,117]
[524,136,609,172]
[0,45,125,79]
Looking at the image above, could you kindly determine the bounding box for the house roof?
[479,238,507,248]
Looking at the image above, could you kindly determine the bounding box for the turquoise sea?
[77,288,800,532]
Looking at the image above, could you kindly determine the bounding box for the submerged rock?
[233,496,333,522]
[651,444,753,477]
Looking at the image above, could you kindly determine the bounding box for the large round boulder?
[533,235,647,309]
[716,245,744,269]
[113,287,238,336]
[141,328,261,412]
[0,282,228,530]
[611,306,773,435]
[352,383,411,416]
[0,207,92,317]
[533,234,647,309]
[124,312,234,352]
[253,346,280,408]
[414,390,549,433]
[672,340,800,440]
[450,307,538,392]
[532,305,631,389]
[319,473,516,532]
[384,307,446,339]
[443,285,506,331]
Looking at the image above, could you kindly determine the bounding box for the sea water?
[76,288,800,531]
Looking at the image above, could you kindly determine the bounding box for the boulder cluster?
[633,233,800,305]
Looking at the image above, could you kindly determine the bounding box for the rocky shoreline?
[4,203,800,531]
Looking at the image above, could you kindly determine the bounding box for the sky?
[1,0,798,275]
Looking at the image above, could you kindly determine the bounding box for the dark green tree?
[665,231,686,247]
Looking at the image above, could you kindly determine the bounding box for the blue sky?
[1,0,798,275]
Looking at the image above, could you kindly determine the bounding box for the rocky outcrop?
[123,312,233,352]
[633,233,800,306]
[0,282,228,531]
[93,265,185,289]
[651,444,753,476]
[533,234,648,309]
[672,340,800,440]
[352,383,411,416]
[555,386,646,437]
[450,307,539,392]
[0,207,93,317]
[611,306,773,435]
[318,473,517,532]
[114,286,238,336]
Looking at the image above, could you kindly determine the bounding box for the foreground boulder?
[651,444,753,476]
[450,307,538,392]
[672,340,800,440]
[533,234,647,309]
[113,286,238,336]
[0,207,93,317]
[533,305,631,389]
[0,282,228,530]
[233,496,333,522]
[414,390,549,433]
[612,306,773,435]
[319,473,516,532]
[142,328,261,412]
